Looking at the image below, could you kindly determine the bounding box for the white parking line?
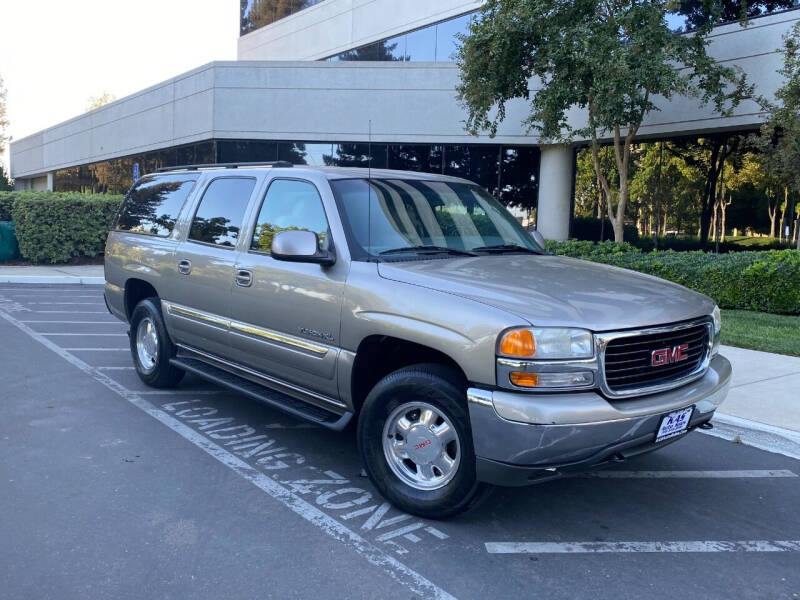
[580,470,797,479]
[485,541,800,554]
[63,348,129,351]
[135,390,227,396]
[96,366,135,370]
[6,295,100,299]
[34,311,108,314]
[0,308,456,600]
[41,333,127,337]
[0,289,102,293]
[26,302,100,305]
[20,320,121,324]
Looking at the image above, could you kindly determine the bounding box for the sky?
[0,0,238,170]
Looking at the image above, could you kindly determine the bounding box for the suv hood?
[378,255,715,331]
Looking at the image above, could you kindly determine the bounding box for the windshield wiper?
[379,245,478,257]
[470,244,542,254]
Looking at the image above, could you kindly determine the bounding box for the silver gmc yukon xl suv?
[105,162,731,518]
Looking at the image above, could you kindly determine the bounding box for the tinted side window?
[189,177,256,247]
[251,179,329,253]
[116,175,199,236]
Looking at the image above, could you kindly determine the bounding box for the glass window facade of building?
[52,139,540,214]
[322,2,800,62]
[240,0,326,35]
[326,12,474,62]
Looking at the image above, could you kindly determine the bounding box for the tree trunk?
[721,194,731,242]
[768,198,777,238]
[711,201,719,243]
[698,141,724,246]
[779,187,788,241]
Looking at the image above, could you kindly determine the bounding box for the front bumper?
[467,354,731,486]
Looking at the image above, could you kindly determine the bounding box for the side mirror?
[530,229,546,249]
[271,230,335,266]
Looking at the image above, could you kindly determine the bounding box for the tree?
[756,22,800,248]
[456,0,749,242]
[0,163,12,191]
[667,134,746,243]
[575,147,618,219]
[677,0,797,29]
[0,75,9,158]
[86,92,116,112]
[727,152,781,236]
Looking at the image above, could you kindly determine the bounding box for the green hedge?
[546,240,800,314]
[0,191,15,221]
[7,192,123,263]
[571,216,640,243]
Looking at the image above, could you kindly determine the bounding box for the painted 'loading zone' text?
[163,400,449,554]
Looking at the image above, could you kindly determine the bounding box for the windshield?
[331,178,543,258]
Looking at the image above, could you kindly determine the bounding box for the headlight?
[711,305,721,356]
[498,327,594,360]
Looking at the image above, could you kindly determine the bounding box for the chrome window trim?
[596,318,713,399]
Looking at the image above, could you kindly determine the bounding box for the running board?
[170,357,353,431]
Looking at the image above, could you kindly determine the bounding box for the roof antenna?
[368,119,372,180]
[367,119,373,260]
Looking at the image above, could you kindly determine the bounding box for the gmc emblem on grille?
[651,344,690,367]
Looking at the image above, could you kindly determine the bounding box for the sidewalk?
[718,345,800,431]
[0,265,104,284]
[709,345,800,459]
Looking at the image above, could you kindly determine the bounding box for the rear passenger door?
[229,177,346,401]
[165,176,257,360]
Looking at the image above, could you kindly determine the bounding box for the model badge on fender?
[651,343,690,367]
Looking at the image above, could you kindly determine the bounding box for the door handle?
[235,269,253,287]
[178,259,192,275]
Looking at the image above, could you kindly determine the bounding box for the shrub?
[0,191,15,221]
[571,216,639,243]
[10,192,123,263]
[547,240,800,314]
[634,234,789,253]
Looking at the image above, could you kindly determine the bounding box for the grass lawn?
[721,310,800,357]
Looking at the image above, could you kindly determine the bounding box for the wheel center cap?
[406,425,440,464]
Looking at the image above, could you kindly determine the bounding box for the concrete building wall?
[237,0,483,61]
[11,64,217,181]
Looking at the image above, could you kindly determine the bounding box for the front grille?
[602,322,710,394]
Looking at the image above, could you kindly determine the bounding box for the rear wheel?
[129,298,184,388]
[357,364,484,519]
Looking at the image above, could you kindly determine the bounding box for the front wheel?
[129,298,185,388]
[357,364,484,519]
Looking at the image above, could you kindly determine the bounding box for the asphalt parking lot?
[2,283,799,600]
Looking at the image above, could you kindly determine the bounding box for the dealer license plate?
[655,406,694,443]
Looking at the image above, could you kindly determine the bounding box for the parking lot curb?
[706,412,800,461]
[0,276,105,285]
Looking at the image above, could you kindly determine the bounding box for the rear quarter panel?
[104,230,181,321]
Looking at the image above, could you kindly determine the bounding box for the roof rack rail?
[157,161,294,173]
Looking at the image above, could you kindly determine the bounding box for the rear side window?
[116,175,200,236]
[189,177,256,247]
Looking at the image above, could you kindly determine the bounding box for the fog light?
[510,371,594,389]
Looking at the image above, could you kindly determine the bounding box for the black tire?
[129,297,185,388]
[357,363,485,519]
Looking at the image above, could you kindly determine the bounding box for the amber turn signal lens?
[510,372,539,387]
[499,329,536,357]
